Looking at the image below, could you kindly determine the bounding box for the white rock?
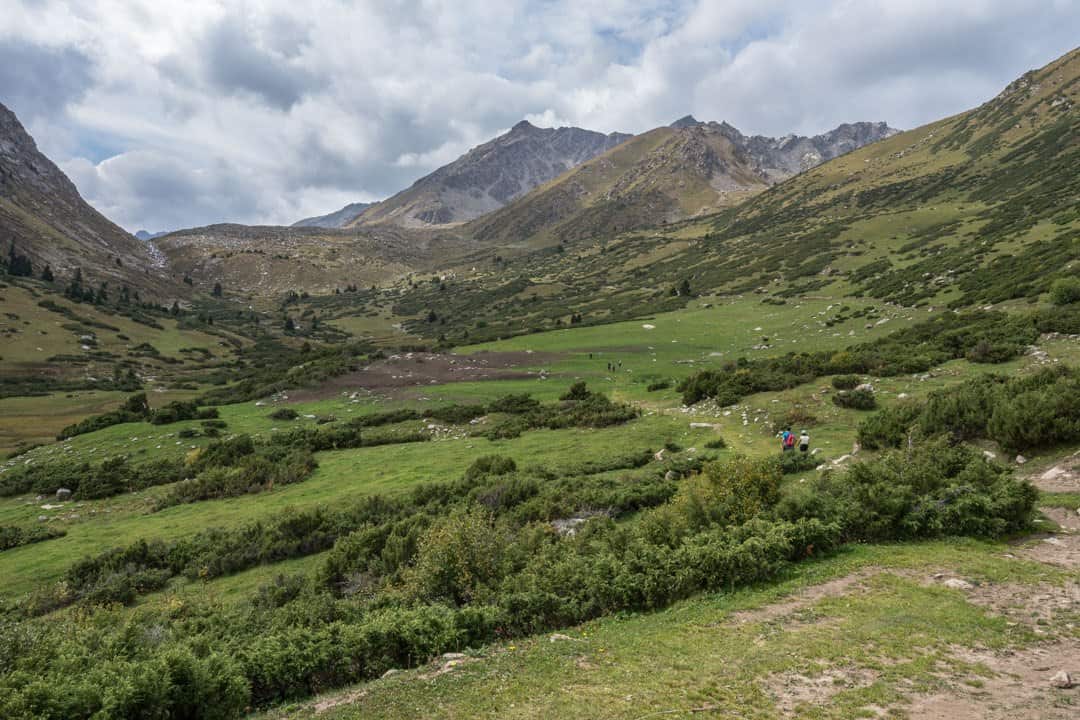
[943,578,973,590]
[1050,670,1073,689]
[1015,454,1027,465]
[549,633,573,642]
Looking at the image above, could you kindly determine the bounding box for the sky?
[0,1,1077,232]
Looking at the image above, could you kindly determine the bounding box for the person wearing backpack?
[779,427,795,452]
[799,429,810,453]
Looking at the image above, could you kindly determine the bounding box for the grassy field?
[259,538,1078,720]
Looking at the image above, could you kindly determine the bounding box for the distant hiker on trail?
[779,428,795,452]
[799,430,810,453]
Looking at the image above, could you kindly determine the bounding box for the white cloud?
[0,0,1076,231]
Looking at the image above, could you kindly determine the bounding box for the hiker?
[798,429,810,453]
[779,427,795,452]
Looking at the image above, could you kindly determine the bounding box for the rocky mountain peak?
[670,115,703,129]
[351,120,633,228]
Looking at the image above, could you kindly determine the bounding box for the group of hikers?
[779,427,810,453]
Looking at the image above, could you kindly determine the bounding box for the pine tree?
[41,265,54,282]
[212,282,223,297]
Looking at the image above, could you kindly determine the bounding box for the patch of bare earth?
[767,667,882,716]
[1042,506,1080,533]
[1033,455,1080,494]
[313,689,367,715]
[728,568,882,625]
[287,350,563,401]
[904,640,1080,719]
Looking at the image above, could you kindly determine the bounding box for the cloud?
[1,0,1077,231]
[0,39,94,121]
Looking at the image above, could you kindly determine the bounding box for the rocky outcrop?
[291,201,375,229]
[0,102,176,297]
[351,120,632,228]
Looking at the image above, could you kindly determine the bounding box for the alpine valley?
[0,41,1077,720]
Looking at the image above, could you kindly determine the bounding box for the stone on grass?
[550,633,573,642]
[943,578,973,591]
[381,669,401,679]
[664,470,678,482]
[55,488,72,501]
[1015,455,1027,465]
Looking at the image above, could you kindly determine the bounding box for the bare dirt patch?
[929,576,1080,630]
[1016,532,1080,569]
[767,666,881,716]
[1042,506,1080,532]
[313,689,367,714]
[729,568,883,626]
[287,350,564,401]
[904,640,1080,719]
[1029,454,1080,494]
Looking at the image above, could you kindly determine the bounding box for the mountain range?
[345,121,633,229]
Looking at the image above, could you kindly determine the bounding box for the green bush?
[464,455,517,480]
[832,389,877,410]
[857,400,926,449]
[1050,276,1080,305]
[831,374,859,390]
[268,407,299,421]
[403,507,510,605]
[57,392,150,439]
[0,524,65,552]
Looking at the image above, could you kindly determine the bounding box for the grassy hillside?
[320,48,1075,346]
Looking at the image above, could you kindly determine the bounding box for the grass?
[257,538,1075,720]
[0,410,717,597]
[6,290,1077,600]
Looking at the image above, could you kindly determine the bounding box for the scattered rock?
[1050,670,1073,689]
[550,633,574,642]
[664,470,679,481]
[1016,455,1027,465]
[55,488,72,501]
[943,578,974,591]
[380,668,400,679]
[983,450,997,460]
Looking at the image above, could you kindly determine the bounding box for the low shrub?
[0,524,65,552]
[1050,276,1080,306]
[268,407,300,421]
[832,389,877,410]
[831,375,859,390]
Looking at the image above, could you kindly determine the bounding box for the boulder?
[943,578,973,591]
[55,488,72,501]
[664,470,679,482]
[1050,670,1073,689]
[855,383,874,392]
[381,668,401,679]
[1015,454,1027,465]
[549,633,573,642]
